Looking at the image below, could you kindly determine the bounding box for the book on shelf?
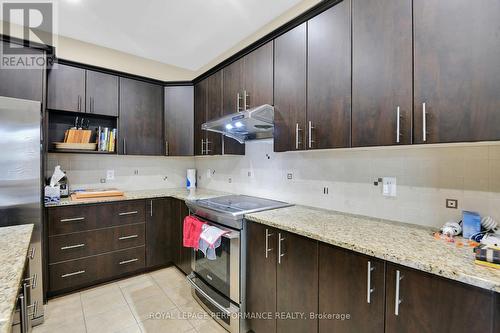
[96,127,116,152]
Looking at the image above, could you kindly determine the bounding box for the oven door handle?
[186,273,231,315]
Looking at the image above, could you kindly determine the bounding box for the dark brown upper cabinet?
[319,243,385,333]
[194,79,207,156]
[385,263,495,333]
[414,0,500,144]
[164,86,194,156]
[146,198,172,268]
[307,0,351,150]
[243,41,274,110]
[0,41,44,102]
[352,0,412,147]
[118,77,163,155]
[47,63,85,112]
[85,70,119,117]
[194,72,223,156]
[273,23,307,152]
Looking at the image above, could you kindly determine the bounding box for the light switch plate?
[106,170,115,180]
[382,177,397,197]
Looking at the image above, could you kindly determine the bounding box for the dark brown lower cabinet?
[146,198,173,268]
[319,244,385,333]
[246,222,318,333]
[171,198,192,275]
[385,264,495,333]
[246,222,277,333]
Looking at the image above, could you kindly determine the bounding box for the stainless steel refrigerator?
[0,96,44,326]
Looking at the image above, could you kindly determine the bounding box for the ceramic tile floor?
[33,267,227,333]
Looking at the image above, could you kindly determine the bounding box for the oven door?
[191,217,240,304]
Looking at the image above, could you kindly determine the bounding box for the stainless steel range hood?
[201,104,274,143]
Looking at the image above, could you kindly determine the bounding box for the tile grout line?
[118,278,142,328]
[78,292,89,333]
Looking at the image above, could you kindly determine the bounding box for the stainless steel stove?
[185,195,292,333]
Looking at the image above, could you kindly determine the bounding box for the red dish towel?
[183,216,205,250]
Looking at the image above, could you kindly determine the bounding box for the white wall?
[195,140,500,228]
[46,153,194,191]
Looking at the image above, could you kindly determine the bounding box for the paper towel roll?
[186,169,197,189]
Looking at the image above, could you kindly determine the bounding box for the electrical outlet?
[248,171,252,177]
[134,169,139,175]
[446,199,458,209]
[287,173,293,180]
[382,177,397,197]
[106,170,115,180]
[100,178,106,183]
[228,178,232,183]
[323,187,329,195]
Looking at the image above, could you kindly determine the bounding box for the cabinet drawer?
[99,246,145,279]
[48,205,97,235]
[49,223,145,263]
[49,256,98,292]
[104,200,146,226]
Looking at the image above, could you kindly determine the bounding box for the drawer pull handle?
[118,235,138,240]
[61,270,85,278]
[119,258,139,265]
[61,243,85,250]
[118,211,138,216]
[60,217,85,223]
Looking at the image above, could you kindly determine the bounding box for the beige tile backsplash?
[48,142,500,229]
[46,154,194,191]
[195,141,500,228]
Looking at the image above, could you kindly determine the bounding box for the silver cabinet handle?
[201,139,205,155]
[118,211,138,216]
[395,270,403,315]
[119,258,138,265]
[396,106,401,143]
[205,140,211,154]
[19,294,28,333]
[119,234,138,240]
[236,93,242,112]
[28,247,35,260]
[89,96,93,113]
[27,299,38,318]
[243,90,249,110]
[77,95,81,112]
[165,141,169,156]
[61,270,85,278]
[150,199,153,217]
[24,273,37,289]
[367,261,375,303]
[123,138,127,154]
[265,228,273,258]
[60,217,85,223]
[278,232,285,264]
[61,243,85,250]
[308,121,315,148]
[295,123,302,149]
[422,103,427,142]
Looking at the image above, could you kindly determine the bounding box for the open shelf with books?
[47,110,118,154]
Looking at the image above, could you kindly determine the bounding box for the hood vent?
[201,104,274,143]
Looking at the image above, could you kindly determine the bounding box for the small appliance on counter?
[58,171,69,197]
[187,168,196,189]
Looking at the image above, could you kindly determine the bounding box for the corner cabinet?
[413,0,500,144]
[118,77,164,155]
[164,86,194,156]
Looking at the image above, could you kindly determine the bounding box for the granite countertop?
[0,225,33,333]
[45,188,229,207]
[246,205,500,293]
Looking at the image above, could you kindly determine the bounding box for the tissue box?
[462,211,481,239]
[44,185,60,204]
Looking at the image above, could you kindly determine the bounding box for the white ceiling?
[46,0,303,71]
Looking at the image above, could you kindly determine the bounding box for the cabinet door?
[85,70,119,117]
[206,71,223,155]
[119,78,163,155]
[47,63,85,112]
[222,60,245,155]
[194,80,207,156]
[276,231,318,333]
[385,264,494,333]
[0,42,44,101]
[246,222,277,333]
[177,200,192,275]
[244,41,273,110]
[352,0,412,147]
[165,86,194,156]
[146,198,172,268]
[307,1,351,149]
[319,244,385,333]
[273,23,307,152]
[414,0,500,144]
